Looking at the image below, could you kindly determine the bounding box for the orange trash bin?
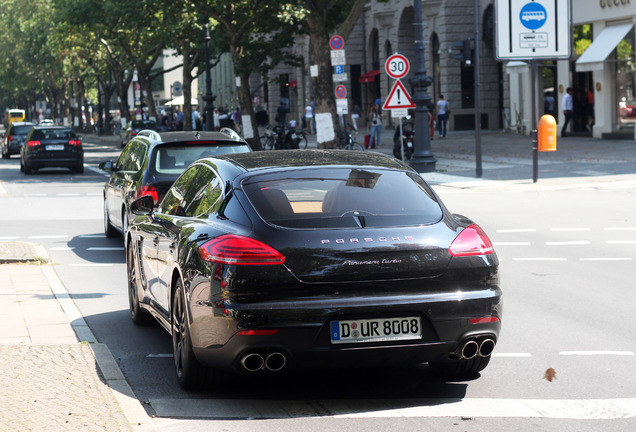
[538,114,557,152]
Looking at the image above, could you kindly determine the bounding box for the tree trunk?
[237,71,262,151]
[182,43,193,132]
[306,5,340,149]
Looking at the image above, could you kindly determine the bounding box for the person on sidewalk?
[436,95,449,138]
[561,87,574,137]
[368,103,382,149]
[304,102,314,134]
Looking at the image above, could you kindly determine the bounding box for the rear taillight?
[136,185,159,203]
[449,224,494,257]
[130,131,138,136]
[27,140,40,147]
[7,135,13,142]
[469,317,500,324]
[199,234,285,265]
[69,139,81,146]
[235,330,279,336]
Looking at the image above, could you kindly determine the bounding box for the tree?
[194,1,303,150]
[299,0,360,148]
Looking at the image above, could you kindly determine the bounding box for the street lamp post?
[203,23,216,131]
[409,0,437,173]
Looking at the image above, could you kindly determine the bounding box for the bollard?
[538,114,557,152]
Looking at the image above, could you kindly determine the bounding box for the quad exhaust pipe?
[239,352,287,372]
[458,337,496,360]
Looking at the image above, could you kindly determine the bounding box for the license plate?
[407,141,413,148]
[46,144,64,151]
[330,316,421,344]
[291,133,297,139]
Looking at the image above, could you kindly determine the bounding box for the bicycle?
[338,123,364,151]
[297,127,308,149]
[260,124,276,150]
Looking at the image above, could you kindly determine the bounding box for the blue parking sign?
[334,65,344,74]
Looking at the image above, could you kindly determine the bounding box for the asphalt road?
[1,134,635,431]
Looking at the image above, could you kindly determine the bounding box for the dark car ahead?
[20,126,83,174]
[2,121,36,158]
[121,119,157,147]
[125,150,502,390]
[100,129,251,239]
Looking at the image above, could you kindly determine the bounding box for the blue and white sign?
[334,65,345,74]
[520,3,547,30]
[495,0,571,60]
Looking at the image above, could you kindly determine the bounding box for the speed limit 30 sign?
[385,54,410,79]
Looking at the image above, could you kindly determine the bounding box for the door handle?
[153,237,159,246]
[169,242,175,253]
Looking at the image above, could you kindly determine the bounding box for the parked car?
[100,129,251,239]
[1,121,35,158]
[120,119,157,147]
[20,126,83,174]
[125,150,502,390]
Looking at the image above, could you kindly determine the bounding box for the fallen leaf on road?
[544,368,557,382]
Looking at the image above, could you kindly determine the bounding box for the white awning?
[164,96,199,106]
[576,23,634,72]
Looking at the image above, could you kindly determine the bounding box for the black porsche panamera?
[126,150,502,389]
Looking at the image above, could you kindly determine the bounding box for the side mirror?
[130,195,155,215]
[98,160,114,172]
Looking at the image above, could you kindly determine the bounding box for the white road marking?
[546,241,590,246]
[550,228,590,232]
[86,247,124,251]
[24,193,47,197]
[56,193,80,197]
[28,235,68,239]
[147,354,173,358]
[0,236,20,240]
[560,351,635,356]
[513,257,567,261]
[496,228,536,233]
[580,257,632,261]
[492,242,531,246]
[606,240,636,244]
[149,397,636,420]
[604,227,636,231]
[78,234,106,238]
[49,247,75,251]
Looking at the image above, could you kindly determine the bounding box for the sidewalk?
[0,243,153,432]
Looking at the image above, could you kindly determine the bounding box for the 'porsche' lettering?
[321,235,416,244]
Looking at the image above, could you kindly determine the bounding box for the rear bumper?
[189,287,502,370]
[24,154,83,169]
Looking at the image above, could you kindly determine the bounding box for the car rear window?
[32,129,76,140]
[11,126,33,135]
[153,143,251,174]
[242,168,443,229]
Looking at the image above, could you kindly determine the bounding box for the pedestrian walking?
[276,101,288,127]
[436,95,449,138]
[304,102,314,134]
[368,103,382,149]
[561,87,574,137]
[351,103,360,131]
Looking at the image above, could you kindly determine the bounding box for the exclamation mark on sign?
[397,88,401,104]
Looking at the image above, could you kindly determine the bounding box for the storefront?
[507,0,636,138]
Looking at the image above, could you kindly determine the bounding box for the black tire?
[19,159,24,172]
[103,198,119,238]
[344,142,364,151]
[300,133,308,149]
[1,147,8,159]
[172,279,215,390]
[429,355,491,378]
[23,162,32,175]
[74,163,84,174]
[127,243,153,325]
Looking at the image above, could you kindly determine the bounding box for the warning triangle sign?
[383,80,415,110]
